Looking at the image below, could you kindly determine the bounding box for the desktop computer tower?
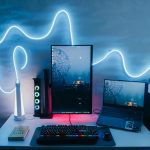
[33,78,41,117]
[33,69,53,118]
[143,83,150,130]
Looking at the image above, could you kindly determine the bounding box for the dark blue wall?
[0,0,150,116]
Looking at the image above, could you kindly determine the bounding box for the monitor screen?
[103,80,145,108]
[51,45,92,114]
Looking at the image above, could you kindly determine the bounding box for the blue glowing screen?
[104,80,145,108]
[51,45,92,113]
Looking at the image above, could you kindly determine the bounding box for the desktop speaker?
[143,83,150,130]
[33,78,41,117]
[40,69,53,118]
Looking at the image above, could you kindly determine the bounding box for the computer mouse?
[103,131,112,141]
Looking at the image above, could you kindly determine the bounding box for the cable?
[93,108,101,114]
[69,114,72,125]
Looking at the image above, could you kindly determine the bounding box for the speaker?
[143,83,150,130]
[33,78,41,117]
[40,69,53,118]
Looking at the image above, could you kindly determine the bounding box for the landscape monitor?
[103,79,145,109]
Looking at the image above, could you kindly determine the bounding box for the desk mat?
[30,126,115,147]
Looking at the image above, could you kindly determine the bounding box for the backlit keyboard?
[36,125,99,145]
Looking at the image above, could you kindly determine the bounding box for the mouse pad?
[30,126,115,147]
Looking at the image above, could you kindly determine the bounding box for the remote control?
[8,126,30,141]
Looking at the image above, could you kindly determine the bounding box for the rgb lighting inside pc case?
[51,45,92,114]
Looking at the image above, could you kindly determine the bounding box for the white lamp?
[13,46,28,121]
[14,83,25,121]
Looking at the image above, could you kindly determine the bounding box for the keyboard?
[36,125,99,145]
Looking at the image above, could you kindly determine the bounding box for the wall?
[0,0,150,116]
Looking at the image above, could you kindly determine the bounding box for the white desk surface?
[0,114,150,148]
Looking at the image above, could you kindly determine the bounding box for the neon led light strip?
[0,9,149,95]
[93,49,150,78]
[0,46,28,94]
[13,46,28,83]
[0,10,74,45]
[0,9,73,94]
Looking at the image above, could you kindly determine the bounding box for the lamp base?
[14,115,25,121]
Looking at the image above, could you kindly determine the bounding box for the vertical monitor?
[51,45,92,114]
[103,79,145,109]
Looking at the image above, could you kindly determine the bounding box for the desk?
[0,114,150,149]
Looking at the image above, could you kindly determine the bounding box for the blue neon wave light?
[93,49,150,78]
[0,10,74,45]
[0,9,149,94]
[0,46,28,94]
[13,46,28,83]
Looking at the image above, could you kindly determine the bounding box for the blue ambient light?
[0,9,149,96]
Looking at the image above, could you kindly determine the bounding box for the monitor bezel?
[50,45,93,114]
[103,79,146,111]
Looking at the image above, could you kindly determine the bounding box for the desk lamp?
[13,46,28,121]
